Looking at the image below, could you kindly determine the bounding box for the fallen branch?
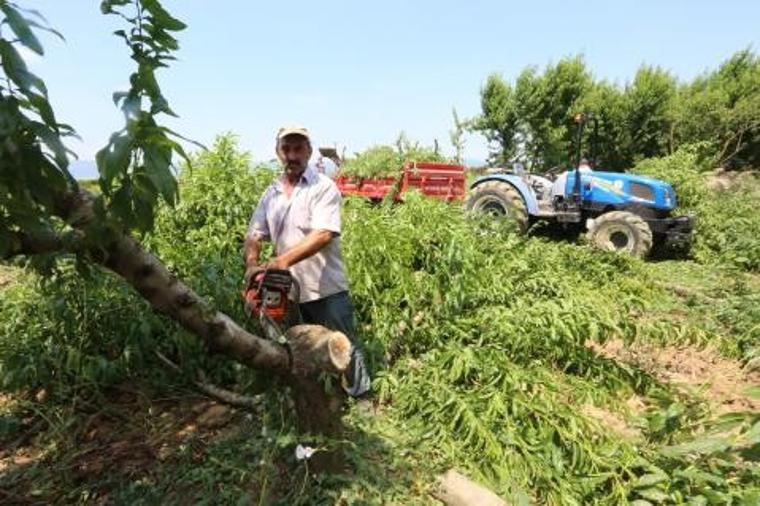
[154,351,263,411]
[434,469,508,506]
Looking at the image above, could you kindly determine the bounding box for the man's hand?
[264,256,290,271]
[244,264,265,289]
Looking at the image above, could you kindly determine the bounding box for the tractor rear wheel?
[466,181,529,233]
[586,211,653,257]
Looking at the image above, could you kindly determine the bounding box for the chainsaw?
[242,268,297,343]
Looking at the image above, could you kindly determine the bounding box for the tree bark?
[285,324,353,472]
[2,230,83,259]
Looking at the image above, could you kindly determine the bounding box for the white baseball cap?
[276,125,311,142]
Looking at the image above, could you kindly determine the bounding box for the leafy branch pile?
[6,136,759,503]
[339,134,447,179]
[634,145,760,271]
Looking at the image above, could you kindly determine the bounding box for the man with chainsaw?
[244,125,371,398]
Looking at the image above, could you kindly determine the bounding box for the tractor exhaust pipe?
[572,114,586,207]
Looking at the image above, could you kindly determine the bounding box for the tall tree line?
[472,50,760,172]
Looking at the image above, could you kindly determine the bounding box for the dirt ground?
[0,266,17,289]
[0,387,247,503]
[706,168,760,193]
[587,339,760,413]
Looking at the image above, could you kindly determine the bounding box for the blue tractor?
[466,114,694,257]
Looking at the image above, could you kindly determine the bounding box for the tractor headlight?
[664,189,672,206]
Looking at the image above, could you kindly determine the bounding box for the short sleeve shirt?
[247,165,349,303]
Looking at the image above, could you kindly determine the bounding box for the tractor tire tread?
[466,181,530,233]
[587,210,653,257]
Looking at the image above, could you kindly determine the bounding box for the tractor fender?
[470,174,539,215]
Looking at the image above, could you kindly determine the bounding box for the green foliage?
[470,73,519,164]
[635,145,760,271]
[474,56,593,168]
[625,66,677,161]
[147,134,276,310]
[339,134,447,178]
[578,81,629,170]
[0,264,169,392]
[3,137,760,502]
[342,191,758,503]
[0,1,75,257]
[474,50,760,171]
[340,145,399,178]
[0,135,274,396]
[450,107,467,164]
[675,49,760,169]
[522,56,593,168]
[96,0,199,232]
[2,0,197,271]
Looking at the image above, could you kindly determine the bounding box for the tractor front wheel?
[586,211,653,257]
[466,181,529,233]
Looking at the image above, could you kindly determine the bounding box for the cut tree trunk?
[286,325,352,473]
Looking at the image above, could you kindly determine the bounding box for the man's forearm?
[275,230,333,268]
[244,235,263,268]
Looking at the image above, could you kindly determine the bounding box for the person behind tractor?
[244,125,371,398]
[551,157,593,201]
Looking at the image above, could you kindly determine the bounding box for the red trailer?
[334,162,466,202]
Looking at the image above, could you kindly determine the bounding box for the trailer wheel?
[466,181,529,233]
[587,211,653,257]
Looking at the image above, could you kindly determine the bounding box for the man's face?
[277,135,312,176]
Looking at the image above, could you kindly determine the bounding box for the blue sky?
[20,1,760,178]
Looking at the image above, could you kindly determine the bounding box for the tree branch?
[155,351,263,411]
[50,189,351,375]
[50,189,290,370]
[2,230,84,259]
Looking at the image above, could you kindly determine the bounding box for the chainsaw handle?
[244,266,267,291]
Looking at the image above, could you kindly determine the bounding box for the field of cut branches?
[1,136,759,504]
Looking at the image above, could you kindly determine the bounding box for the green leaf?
[634,472,668,489]
[161,126,206,151]
[110,180,134,226]
[660,436,731,458]
[636,488,669,503]
[28,121,70,171]
[740,490,760,506]
[100,0,131,15]
[0,3,44,55]
[27,92,56,126]
[143,144,177,204]
[743,421,760,446]
[139,0,187,31]
[744,385,760,399]
[132,176,157,231]
[25,19,64,42]
[112,91,129,106]
[96,131,133,188]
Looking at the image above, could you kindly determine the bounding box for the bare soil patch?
[587,339,760,413]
